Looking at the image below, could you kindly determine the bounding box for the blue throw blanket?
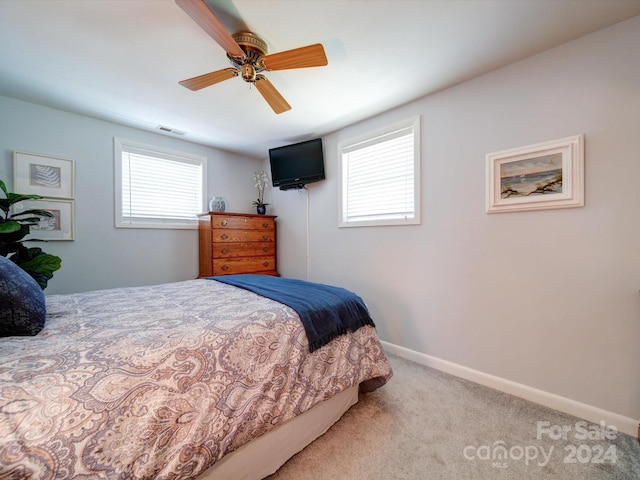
[209,275,376,352]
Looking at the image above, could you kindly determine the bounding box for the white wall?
[274,16,640,421]
[0,96,262,294]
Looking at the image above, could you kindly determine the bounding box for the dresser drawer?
[213,256,276,275]
[211,216,274,230]
[211,229,275,243]
[213,243,274,258]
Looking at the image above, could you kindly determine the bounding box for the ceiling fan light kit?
[176,0,328,114]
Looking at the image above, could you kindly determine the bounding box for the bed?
[0,268,392,480]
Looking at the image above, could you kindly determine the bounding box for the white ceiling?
[1,1,639,159]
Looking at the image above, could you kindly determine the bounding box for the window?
[339,116,420,227]
[114,138,207,229]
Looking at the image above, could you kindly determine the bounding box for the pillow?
[0,256,46,337]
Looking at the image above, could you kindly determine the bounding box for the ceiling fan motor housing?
[232,32,268,56]
[228,31,268,82]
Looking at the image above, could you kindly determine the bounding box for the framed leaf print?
[14,151,75,199]
[12,198,75,241]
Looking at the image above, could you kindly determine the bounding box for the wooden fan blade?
[175,0,244,58]
[179,68,238,91]
[254,75,291,114]
[260,44,328,71]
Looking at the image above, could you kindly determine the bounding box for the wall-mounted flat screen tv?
[269,138,325,190]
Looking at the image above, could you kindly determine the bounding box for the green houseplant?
[0,179,61,289]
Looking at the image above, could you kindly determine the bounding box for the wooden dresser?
[197,212,278,277]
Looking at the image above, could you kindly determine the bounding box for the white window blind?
[115,139,206,229]
[340,116,420,227]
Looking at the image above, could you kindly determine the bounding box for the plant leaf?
[0,199,9,217]
[10,209,54,219]
[10,217,41,225]
[0,223,31,247]
[20,252,62,273]
[7,193,42,205]
[0,221,21,233]
[9,248,61,290]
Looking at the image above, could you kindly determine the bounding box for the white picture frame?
[14,151,75,199]
[486,135,584,213]
[13,199,75,241]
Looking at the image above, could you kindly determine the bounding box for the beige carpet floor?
[266,354,640,480]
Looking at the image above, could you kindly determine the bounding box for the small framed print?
[486,135,584,213]
[13,199,75,241]
[14,151,75,199]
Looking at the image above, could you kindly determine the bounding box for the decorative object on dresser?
[198,212,278,277]
[252,170,270,214]
[208,196,226,212]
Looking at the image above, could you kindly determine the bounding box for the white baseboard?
[381,341,639,438]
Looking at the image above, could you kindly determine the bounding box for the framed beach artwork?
[14,151,75,199]
[486,135,584,213]
[12,198,75,241]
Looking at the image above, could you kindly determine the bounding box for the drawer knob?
[262,246,269,252]
[221,234,229,240]
[221,220,228,226]
[221,264,229,271]
[263,261,270,267]
[221,248,229,254]
[262,235,269,240]
[263,222,269,228]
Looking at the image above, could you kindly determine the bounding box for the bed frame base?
[197,385,359,480]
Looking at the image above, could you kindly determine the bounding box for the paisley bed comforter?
[0,279,392,479]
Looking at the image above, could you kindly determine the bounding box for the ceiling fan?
[175,0,328,114]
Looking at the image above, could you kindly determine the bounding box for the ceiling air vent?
[158,125,187,136]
